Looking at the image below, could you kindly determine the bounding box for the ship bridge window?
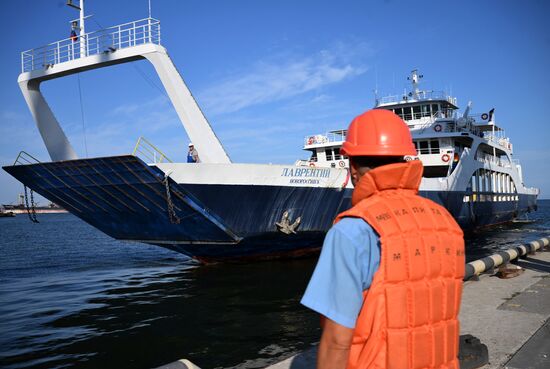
[421,105,430,117]
[413,105,421,119]
[325,148,344,161]
[403,106,412,120]
[310,151,318,162]
[442,107,455,118]
[394,107,403,118]
[422,166,449,178]
[430,139,440,153]
[325,148,333,161]
[418,140,429,154]
[415,139,440,154]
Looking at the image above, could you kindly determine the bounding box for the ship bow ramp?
[3,155,241,247]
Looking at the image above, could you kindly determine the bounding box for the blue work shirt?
[301,217,381,329]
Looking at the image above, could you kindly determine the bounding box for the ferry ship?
[3,2,538,262]
[300,69,539,231]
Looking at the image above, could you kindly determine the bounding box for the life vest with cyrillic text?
[335,160,465,369]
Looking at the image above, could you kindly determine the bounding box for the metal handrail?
[377,91,455,105]
[304,130,347,146]
[13,151,41,166]
[21,18,161,73]
[132,136,172,164]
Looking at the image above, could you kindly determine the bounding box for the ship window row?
[389,104,453,120]
[464,169,518,202]
[414,139,440,154]
[325,148,345,161]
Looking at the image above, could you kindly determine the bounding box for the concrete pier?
[266,248,550,369]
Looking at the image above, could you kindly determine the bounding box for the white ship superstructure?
[300,70,538,226]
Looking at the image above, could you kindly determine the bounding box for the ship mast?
[408,69,423,99]
[67,0,86,57]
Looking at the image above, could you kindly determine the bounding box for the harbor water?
[1,200,549,369]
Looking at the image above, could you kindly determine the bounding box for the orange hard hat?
[340,109,416,157]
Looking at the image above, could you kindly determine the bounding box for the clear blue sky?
[1,0,549,205]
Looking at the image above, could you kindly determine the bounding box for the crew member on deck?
[301,109,465,369]
[70,20,78,42]
[187,143,200,163]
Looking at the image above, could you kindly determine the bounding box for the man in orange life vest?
[301,109,465,369]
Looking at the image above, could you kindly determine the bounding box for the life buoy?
[307,137,314,145]
[434,124,442,132]
[441,154,450,162]
[481,113,489,120]
[309,162,315,167]
[338,160,346,168]
[405,156,413,161]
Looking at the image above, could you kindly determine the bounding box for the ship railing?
[483,134,512,150]
[476,153,517,169]
[21,18,161,73]
[377,91,454,105]
[304,130,347,146]
[295,159,313,167]
[132,136,172,164]
[13,151,41,166]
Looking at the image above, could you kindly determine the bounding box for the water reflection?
[1,258,321,369]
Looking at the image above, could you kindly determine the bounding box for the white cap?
[188,143,194,147]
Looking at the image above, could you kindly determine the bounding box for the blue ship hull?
[3,155,538,262]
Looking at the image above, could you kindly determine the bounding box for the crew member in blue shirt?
[187,143,200,163]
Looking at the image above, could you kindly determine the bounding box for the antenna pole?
[80,0,86,57]
[148,0,152,18]
[67,0,86,57]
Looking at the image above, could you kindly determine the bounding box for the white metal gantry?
[18,12,231,164]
